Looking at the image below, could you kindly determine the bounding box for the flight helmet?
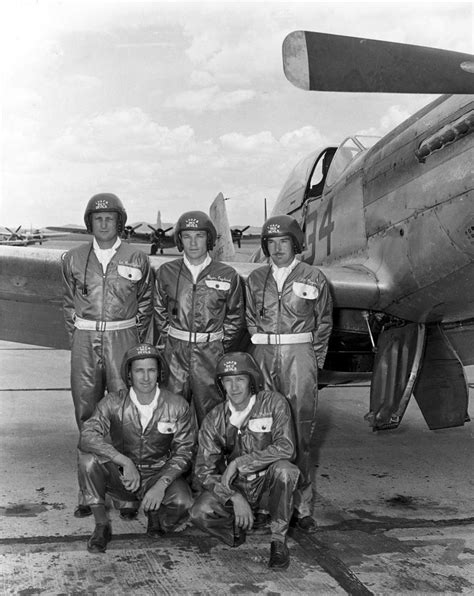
[261,215,304,257]
[215,351,264,398]
[120,343,164,387]
[84,193,127,234]
[174,211,217,252]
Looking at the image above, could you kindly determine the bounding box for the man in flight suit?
[153,210,245,426]
[79,343,196,553]
[245,215,333,532]
[190,352,300,570]
[62,193,153,518]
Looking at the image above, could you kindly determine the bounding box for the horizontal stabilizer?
[283,31,474,94]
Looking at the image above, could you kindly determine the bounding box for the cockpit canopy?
[325,136,380,188]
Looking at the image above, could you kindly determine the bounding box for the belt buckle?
[96,320,106,332]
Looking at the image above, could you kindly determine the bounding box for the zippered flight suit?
[153,258,245,425]
[79,387,196,530]
[245,261,332,517]
[191,390,299,545]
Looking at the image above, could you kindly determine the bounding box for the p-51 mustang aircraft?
[0,32,472,434]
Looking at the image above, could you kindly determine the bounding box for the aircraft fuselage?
[278,95,474,326]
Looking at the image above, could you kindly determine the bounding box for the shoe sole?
[87,546,107,554]
[268,561,290,570]
[74,509,93,518]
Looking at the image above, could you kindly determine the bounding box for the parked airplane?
[47,211,176,255]
[0,225,64,246]
[0,32,472,435]
[230,226,262,248]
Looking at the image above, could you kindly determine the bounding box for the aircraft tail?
[209,193,235,262]
[157,210,162,228]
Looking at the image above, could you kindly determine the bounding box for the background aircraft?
[230,225,261,248]
[0,32,472,435]
[47,211,176,255]
[0,225,64,246]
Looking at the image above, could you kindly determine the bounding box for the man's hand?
[230,492,254,531]
[141,480,167,512]
[221,459,238,490]
[120,459,140,493]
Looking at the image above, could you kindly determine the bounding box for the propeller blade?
[283,31,474,94]
[147,224,157,232]
[163,227,173,234]
[241,226,250,233]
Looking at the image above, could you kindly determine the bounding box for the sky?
[0,0,472,229]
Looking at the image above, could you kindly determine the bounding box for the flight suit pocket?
[118,264,143,282]
[157,421,177,434]
[205,279,231,291]
[292,281,319,300]
[248,417,273,432]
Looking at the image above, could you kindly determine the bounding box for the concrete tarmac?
[0,341,473,595]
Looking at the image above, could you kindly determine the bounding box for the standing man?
[153,210,245,426]
[62,193,153,518]
[245,215,332,532]
[190,352,300,570]
[79,343,196,553]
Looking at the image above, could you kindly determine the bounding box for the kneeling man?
[190,352,300,570]
[79,343,196,553]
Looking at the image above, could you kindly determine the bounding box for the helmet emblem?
[223,360,238,373]
[267,223,281,234]
[95,199,110,210]
[136,345,153,355]
[185,218,200,228]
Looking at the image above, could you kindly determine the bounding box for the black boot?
[147,511,164,538]
[87,523,112,553]
[74,504,92,518]
[268,540,290,570]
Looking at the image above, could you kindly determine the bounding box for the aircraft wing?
[317,265,380,309]
[46,225,88,234]
[0,246,178,349]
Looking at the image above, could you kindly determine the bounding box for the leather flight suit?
[62,242,153,427]
[153,258,245,425]
[246,261,332,517]
[191,390,300,544]
[79,387,196,529]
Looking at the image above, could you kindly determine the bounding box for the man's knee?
[189,492,214,525]
[78,451,103,475]
[269,460,300,486]
[172,483,194,511]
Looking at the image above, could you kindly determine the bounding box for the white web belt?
[168,326,224,343]
[250,332,313,345]
[74,315,137,332]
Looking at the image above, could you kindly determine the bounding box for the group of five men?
[62,192,333,570]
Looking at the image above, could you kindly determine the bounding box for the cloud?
[190,70,216,88]
[165,86,256,113]
[357,100,429,137]
[219,131,278,153]
[52,108,196,162]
